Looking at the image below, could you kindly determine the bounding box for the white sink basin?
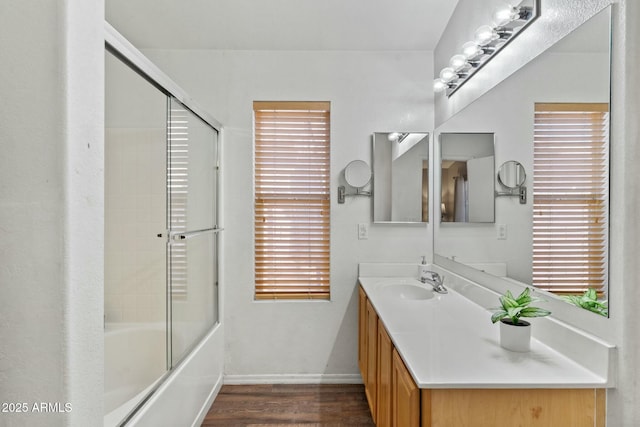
[379,283,434,300]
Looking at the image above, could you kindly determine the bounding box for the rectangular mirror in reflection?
[372,132,429,223]
[440,132,495,223]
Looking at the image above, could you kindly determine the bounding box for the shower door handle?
[170,228,223,241]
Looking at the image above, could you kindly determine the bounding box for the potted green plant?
[490,287,551,352]
[562,288,608,317]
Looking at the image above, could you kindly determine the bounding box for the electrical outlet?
[497,224,507,240]
[358,223,369,240]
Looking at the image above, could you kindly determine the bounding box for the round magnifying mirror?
[497,161,526,189]
[344,160,372,188]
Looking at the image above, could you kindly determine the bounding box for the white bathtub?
[104,323,168,427]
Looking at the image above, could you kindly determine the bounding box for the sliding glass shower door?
[168,99,220,365]
[104,50,169,422]
[105,48,221,425]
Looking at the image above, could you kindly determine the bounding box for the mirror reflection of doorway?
[440,132,495,223]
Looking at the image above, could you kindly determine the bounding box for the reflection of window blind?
[169,106,188,298]
[533,103,609,295]
[253,101,330,300]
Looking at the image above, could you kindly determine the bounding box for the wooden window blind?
[253,101,331,300]
[533,103,609,295]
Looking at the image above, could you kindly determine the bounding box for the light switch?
[358,223,369,240]
[497,223,507,240]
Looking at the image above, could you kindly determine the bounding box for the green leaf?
[561,289,608,317]
[520,307,552,318]
[562,295,581,305]
[506,306,524,317]
[491,311,507,323]
[500,293,519,310]
[515,287,532,305]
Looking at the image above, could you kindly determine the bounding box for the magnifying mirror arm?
[338,185,372,204]
[495,185,527,204]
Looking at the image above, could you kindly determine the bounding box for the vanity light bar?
[388,132,410,143]
[434,0,540,97]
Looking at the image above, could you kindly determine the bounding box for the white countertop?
[359,275,610,389]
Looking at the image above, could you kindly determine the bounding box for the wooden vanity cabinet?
[392,348,420,427]
[366,299,378,419]
[359,285,606,427]
[377,320,393,427]
[422,388,605,427]
[359,287,419,426]
[358,287,367,380]
[359,287,378,422]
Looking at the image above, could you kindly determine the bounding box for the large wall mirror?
[373,132,429,223]
[434,6,611,316]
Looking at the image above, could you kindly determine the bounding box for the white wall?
[141,49,434,380]
[0,1,104,426]
[435,1,640,425]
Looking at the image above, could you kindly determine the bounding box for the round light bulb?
[449,54,468,71]
[462,41,482,59]
[474,25,497,46]
[439,67,457,82]
[493,5,517,26]
[433,78,447,93]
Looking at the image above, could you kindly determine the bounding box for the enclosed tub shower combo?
[104,24,223,426]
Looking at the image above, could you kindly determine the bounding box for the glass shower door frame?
[167,96,221,369]
[105,21,223,426]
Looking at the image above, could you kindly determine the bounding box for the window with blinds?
[533,103,609,296]
[253,101,331,300]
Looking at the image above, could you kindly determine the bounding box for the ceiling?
[106,0,459,51]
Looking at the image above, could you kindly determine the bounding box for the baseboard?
[223,373,363,385]
[191,372,223,427]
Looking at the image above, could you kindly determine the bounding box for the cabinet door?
[377,320,393,427]
[365,299,378,421]
[392,349,419,427]
[429,388,604,427]
[358,287,367,379]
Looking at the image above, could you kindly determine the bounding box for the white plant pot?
[499,319,531,352]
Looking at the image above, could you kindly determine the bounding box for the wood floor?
[201,384,375,427]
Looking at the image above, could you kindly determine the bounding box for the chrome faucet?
[420,270,448,294]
